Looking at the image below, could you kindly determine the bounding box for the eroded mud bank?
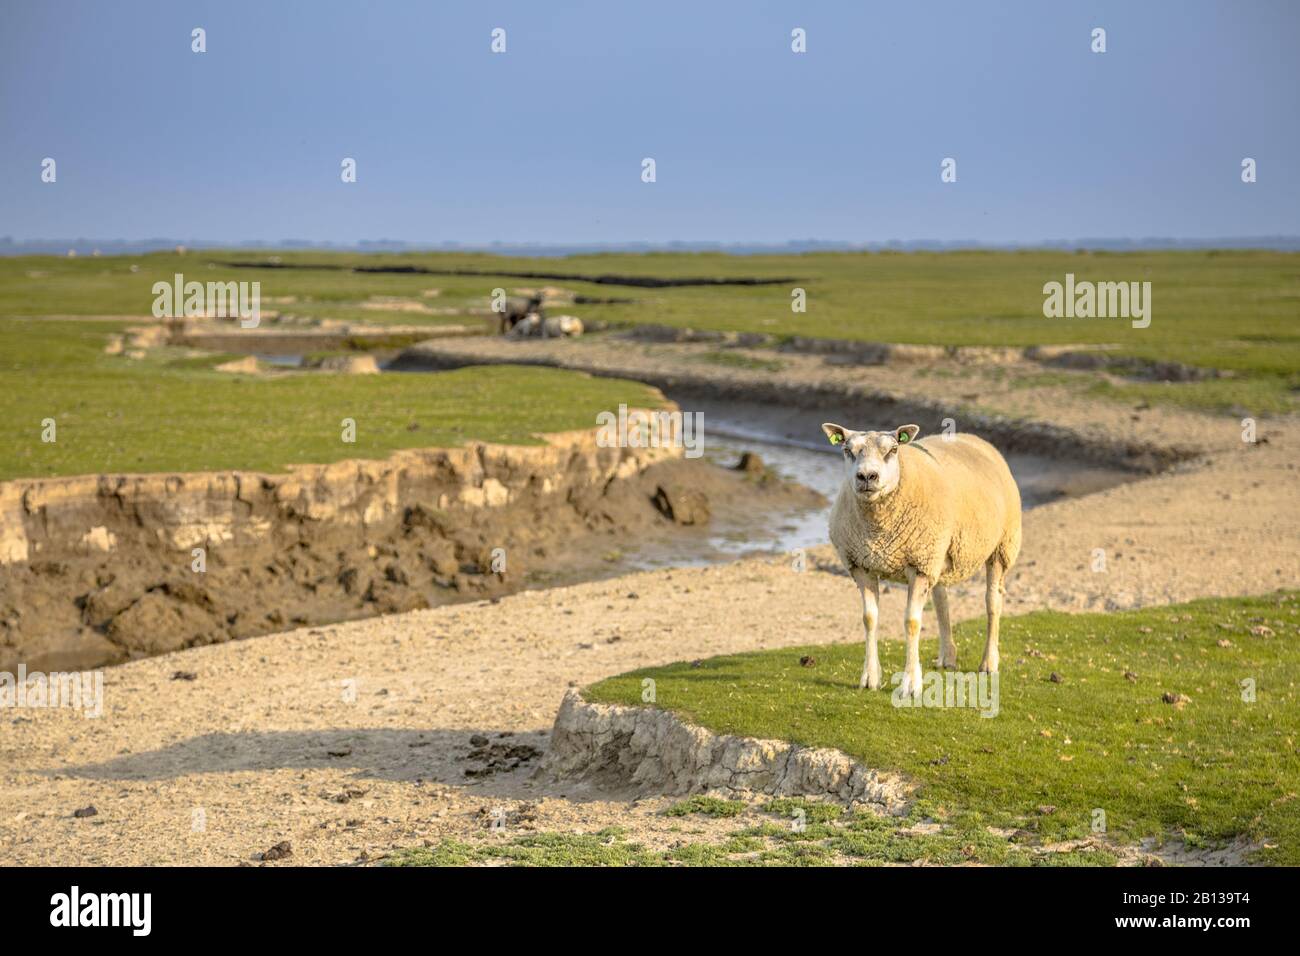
[543,689,912,812]
[0,418,822,673]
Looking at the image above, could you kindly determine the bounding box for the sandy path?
[2,358,1297,865]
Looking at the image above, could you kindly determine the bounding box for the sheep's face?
[821,423,921,502]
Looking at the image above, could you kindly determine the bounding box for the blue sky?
[2,0,1297,245]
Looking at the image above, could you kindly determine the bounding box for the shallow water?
[256,353,304,367]
[652,394,1136,564]
[699,430,840,560]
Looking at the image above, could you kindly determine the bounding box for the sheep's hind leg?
[852,569,881,690]
[932,584,956,669]
[902,568,929,699]
[980,559,1005,674]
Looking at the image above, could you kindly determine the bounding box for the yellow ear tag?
[829,433,843,445]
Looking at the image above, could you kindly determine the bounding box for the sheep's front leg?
[851,568,881,690]
[902,568,929,699]
[932,583,956,669]
[980,559,1004,674]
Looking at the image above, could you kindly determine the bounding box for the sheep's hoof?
[859,669,881,691]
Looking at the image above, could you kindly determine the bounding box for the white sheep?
[822,422,1021,699]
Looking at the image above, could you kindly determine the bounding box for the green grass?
[0,317,663,480]
[663,795,746,817]
[0,253,491,325]
[586,593,1300,865]
[4,249,1297,414]
[387,829,667,867]
[761,797,845,824]
[385,803,1121,867]
[736,809,1116,866]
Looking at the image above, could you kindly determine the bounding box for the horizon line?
[4,235,1300,257]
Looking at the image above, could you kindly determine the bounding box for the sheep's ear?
[895,424,921,445]
[822,423,850,447]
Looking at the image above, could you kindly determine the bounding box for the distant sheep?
[822,422,1021,699]
[506,313,584,338]
[498,293,544,335]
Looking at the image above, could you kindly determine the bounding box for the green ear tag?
[829,433,843,445]
[898,432,910,443]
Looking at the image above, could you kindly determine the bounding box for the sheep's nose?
[861,471,879,484]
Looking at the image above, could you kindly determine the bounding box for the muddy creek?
[608,392,1135,571]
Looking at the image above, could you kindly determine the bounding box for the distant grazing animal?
[822,422,1021,699]
[499,293,545,334]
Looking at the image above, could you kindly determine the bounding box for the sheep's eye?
[842,446,852,457]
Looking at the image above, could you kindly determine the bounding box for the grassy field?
[4,248,1297,414]
[585,593,1300,865]
[0,317,663,480]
